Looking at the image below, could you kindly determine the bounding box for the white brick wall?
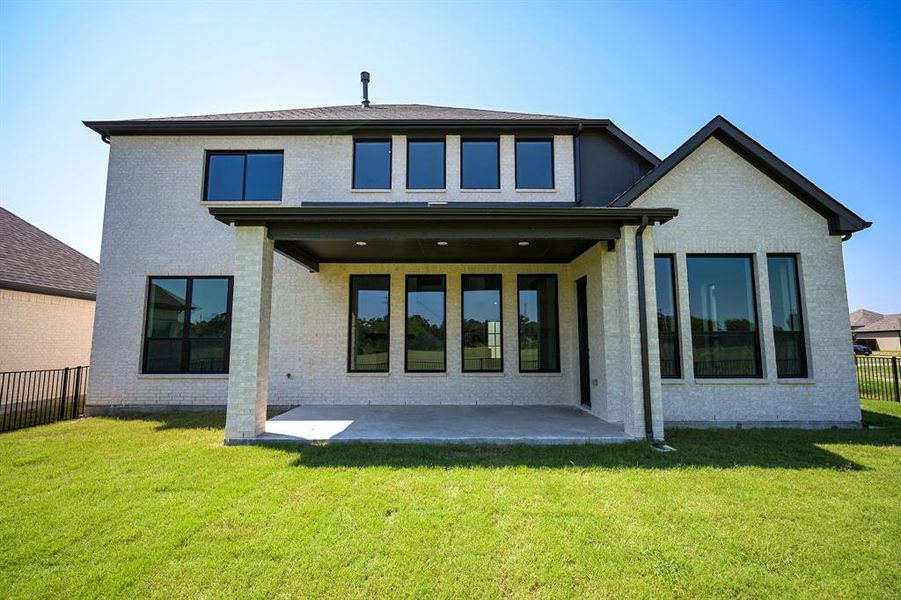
[87,134,592,412]
[635,137,860,426]
[89,132,860,430]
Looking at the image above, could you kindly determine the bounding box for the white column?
[639,226,665,439]
[616,225,665,440]
[225,225,274,442]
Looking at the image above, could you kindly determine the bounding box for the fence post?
[58,367,70,420]
[893,357,900,403]
[71,367,82,419]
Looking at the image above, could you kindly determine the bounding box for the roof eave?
[83,117,615,137]
[207,205,678,226]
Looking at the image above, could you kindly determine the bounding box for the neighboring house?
[850,309,901,351]
[83,83,871,442]
[0,207,98,372]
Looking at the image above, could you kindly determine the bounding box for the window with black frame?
[143,277,232,374]
[461,139,500,189]
[353,140,392,189]
[767,255,808,378]
[654,255,681,378]
[686,256,761,378]
[407,139,446,189]
[204,152,283,201]
[348,275,390,372]
[405,275,446,372]
[515,139,554,189]
[462,275,502,372]
[518,275,560,372]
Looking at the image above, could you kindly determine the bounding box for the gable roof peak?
[609,115,871,236]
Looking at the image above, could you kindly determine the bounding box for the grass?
[1,403,899,598]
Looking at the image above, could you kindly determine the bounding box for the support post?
[616,225,665,440]
[225,225,275,442]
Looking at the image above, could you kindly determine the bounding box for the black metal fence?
[855,356,900,402]
[0,367,89,433]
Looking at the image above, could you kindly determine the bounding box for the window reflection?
[687,256,760,378]
[462,275,502,372]
[767,255,807,378]
[518,275,559,372]
[349,276,390,372]
[406,275,446,372]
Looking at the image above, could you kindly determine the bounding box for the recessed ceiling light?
[517,241,530,246]
[355,241,367,246]
[436,241,448,246]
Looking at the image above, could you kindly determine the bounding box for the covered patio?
[209,204,675,445]
[260,404,634,444]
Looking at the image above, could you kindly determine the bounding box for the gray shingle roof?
[850,308,885,328]
[133,104,583,123]
[855,314,901,333]
[0,207,98,300]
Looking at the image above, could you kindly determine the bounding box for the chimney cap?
[360,71,371,108]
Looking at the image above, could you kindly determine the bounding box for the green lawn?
[1,402,899,598]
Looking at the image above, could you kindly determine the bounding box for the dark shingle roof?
[855,315,901,333]
[0,207,98,300]
[132,104,583,123]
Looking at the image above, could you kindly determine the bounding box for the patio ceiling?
[208,205,678,271]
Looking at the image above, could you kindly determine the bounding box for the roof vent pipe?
[360,71,371,108]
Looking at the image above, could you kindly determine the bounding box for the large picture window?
[143,276,233,374]
[204,152,283,201]
[405,275,446,372]
[518,275,560,372]
[515,139,554,189]
[462,275,503,372]
[353,140,392,189]
[461,139,500,189]
[767,255,808,378]
[348,275,390,372]
[687,256,761,378]
[407,139,446,189]
[654,255,681,378]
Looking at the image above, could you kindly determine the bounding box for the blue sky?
[1,1,898,312]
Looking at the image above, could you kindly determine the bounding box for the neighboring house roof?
[609,115,871,236]
[855,314,901,334]
[82,103,660,166]
[850,308,885,329]
[0,207,99,300]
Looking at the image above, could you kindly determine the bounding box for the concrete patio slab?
[253,404,634,444]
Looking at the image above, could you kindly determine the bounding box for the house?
[851,309,901,351]
[0,207,98,372]
[83,77,871,443]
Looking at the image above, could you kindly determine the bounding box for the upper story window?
[515,139,554,189]
[461,139,500,189]
[204,152,283,201]
[354,140,392,189]
[407,139,446,189]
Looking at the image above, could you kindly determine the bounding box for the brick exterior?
[635,138,860,426]
[0,289,95,371]
[88,132,860,432]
